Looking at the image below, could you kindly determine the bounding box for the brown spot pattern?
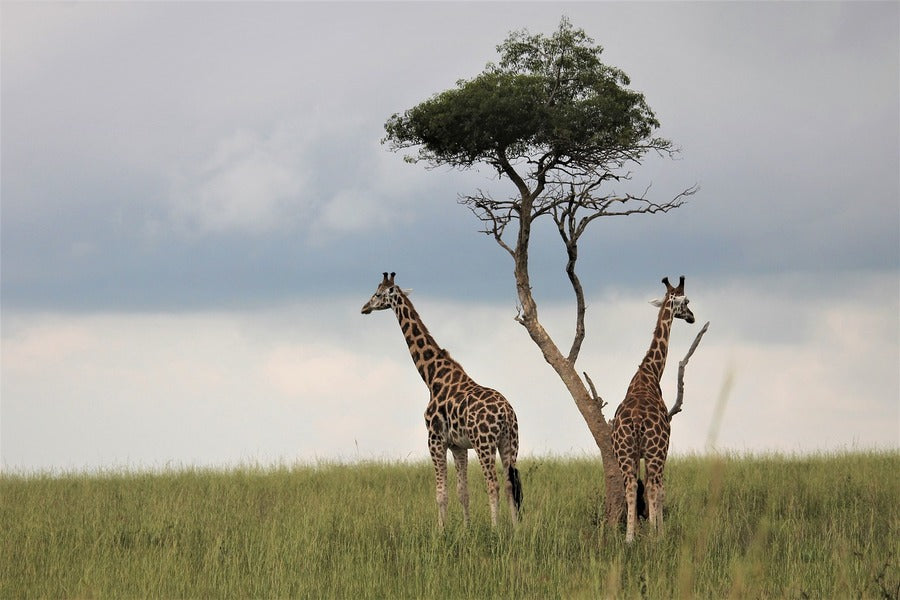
[361,275,521,528]
[611,277,696,542]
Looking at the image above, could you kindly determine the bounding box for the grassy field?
[2,452,898,598]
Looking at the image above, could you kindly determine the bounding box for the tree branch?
[582,370,607,412]
[552,193,588,364]
[458,190,516,256]
[669,321,710,419]
[495,146,532,205]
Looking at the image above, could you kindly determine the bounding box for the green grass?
[2,452,898,598]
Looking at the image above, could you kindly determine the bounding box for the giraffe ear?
[402,288,413,296]
[649,297,665,307]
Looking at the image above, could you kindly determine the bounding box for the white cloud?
[662,272,900,453]
[0,304,431,471]
[7,271,893,472]
[1,320,97,376]
[261,341,403,402]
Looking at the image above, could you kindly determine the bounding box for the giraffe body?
[362,272,522,528]
[612,276,695,543]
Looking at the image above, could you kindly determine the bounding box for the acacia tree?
[384,18,698,526]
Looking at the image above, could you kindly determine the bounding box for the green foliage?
[383,17,669,174]
[386,72,547,167]
[2,453,897,598]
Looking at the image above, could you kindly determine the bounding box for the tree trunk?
[492,157,626,527]
[510,196,624,526]
[516,310,625,526]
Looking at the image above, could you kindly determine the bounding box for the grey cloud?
[2,2,897,314]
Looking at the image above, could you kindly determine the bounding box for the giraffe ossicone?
[361,271,522,528]
[612,275,696,543]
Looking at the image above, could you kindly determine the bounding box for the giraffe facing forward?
[361,272,522,528]
[612,276,695,543]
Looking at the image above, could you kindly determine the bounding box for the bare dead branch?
[669,320,710,419]
[582,370,608,412]
[458,191,516,256]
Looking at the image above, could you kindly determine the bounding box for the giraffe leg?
[623,472,638,543]
[428,433,449,529]
[499,429,521,525]
[476,446,500,527]
[645,457,666,536]
[645,477,662,534]
[613,423,639,543]
[645,426,669,536]
[450,446,470,526]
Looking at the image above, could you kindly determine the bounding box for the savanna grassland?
[2,452,898,599]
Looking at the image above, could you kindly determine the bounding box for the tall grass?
[2,452,898,598]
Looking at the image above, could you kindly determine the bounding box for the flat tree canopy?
[385,17,672,186]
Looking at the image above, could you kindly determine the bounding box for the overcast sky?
[2,2,898,473]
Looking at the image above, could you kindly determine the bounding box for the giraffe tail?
[636,477,648,520]
[508,465,523,512]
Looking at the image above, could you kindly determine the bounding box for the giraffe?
[612,276,695,543]
[361,272,522,528]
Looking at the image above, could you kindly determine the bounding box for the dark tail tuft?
[636,477,648,520]
[509,466,523,512]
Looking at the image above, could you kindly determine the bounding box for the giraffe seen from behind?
[361,272,522,528]
[612,276,695,543]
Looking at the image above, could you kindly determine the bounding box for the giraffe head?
[651,276,695,324]
[361,272,405,314]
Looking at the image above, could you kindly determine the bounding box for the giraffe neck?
[391,292,459,388]
[637,295,675,383]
